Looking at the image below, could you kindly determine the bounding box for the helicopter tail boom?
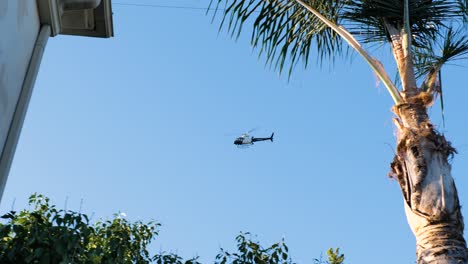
[251,132,274,143]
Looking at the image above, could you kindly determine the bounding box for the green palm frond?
[458,0,468,22]
[209,0,467,104]
[209,0,347,74]
[415,28,468,88]
[344,0,464,45]
[413,27,468,124]
[296,0,402,102]
[210,0,466,73]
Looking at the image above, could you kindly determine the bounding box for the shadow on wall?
[17,1,29,28]
[0,1,8,119]
[0,1,7,140]
[0,2,7,19]
[0,64,6,114]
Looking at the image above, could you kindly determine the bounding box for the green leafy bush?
[0,194,344,264]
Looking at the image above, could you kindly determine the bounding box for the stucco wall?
[0,0,40,154]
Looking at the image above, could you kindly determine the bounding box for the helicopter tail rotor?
[270,133,274,142]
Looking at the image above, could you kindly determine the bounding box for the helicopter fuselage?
[233,133,274,146]
[234,134,252,145]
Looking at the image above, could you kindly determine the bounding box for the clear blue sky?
[2,1,468,263]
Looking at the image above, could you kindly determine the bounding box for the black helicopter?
[233,132,274,146]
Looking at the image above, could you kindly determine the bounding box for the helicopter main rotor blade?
[247,127,260,134]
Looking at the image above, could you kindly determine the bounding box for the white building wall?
[0,0,40,153]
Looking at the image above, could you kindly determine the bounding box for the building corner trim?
[0,25,51,203]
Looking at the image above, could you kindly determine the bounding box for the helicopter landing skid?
[237,144,253,148]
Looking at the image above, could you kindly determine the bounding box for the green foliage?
[415,28,468,83]
[313,248,344,264]
[343,0,465,46]
[0,193,160,264]
[326,248,344,264]
[215,232,293,264]
[209,0,467,115]
[153,253,201,264]
[209,0,346,75]
[209,0,467,77]
[0,194,345,263]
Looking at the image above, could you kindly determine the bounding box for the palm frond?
[457,0,468,23]
[439,69,445,128]
[209,0,467,104]
[413,27,468,124]
[416,27,468,86]
[209,0,404,101]
[343,0,465,46]
[295,0,402,103]
[210,0,467,71]
[209,0,348,74]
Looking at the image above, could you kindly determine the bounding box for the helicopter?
[233,131,274,146]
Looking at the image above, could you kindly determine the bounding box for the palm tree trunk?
[390,97,468,263]
[383,21,418,97]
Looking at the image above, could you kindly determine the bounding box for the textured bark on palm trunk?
[390,97,468,263]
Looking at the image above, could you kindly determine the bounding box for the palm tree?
[209,0,468,263]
